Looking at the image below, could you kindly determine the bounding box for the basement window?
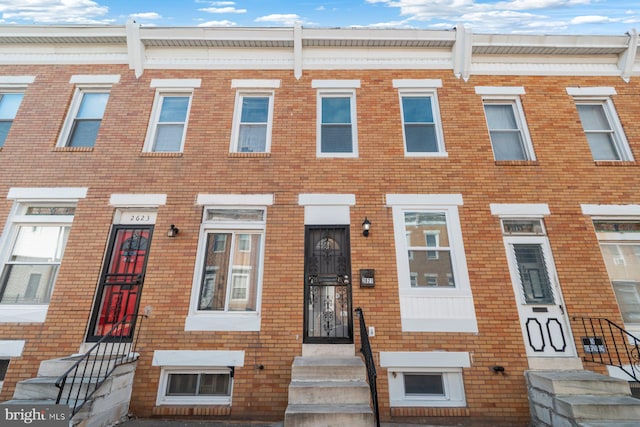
[157,368,233,405]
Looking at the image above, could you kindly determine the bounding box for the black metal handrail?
[355,307,380,427]
[573,316,640,382]
[55,314,146,417]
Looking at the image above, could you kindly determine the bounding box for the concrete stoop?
[2,354,137,427]
[526,370,640,427]
[284,348,374,427]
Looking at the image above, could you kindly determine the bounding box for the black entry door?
[86,225,153,342]
[304,225,353,344]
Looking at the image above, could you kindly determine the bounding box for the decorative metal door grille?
[87,225,153,342]
[304,225,353,343]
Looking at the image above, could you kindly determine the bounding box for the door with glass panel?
[502,219,576,358]
[87,225,153,341]
[304,225,353,343]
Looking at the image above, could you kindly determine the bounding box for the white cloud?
[0,0,111,24]
[255,13,302,25]
[198,7,246,14]
[130,12,162,20]
[198,19,237,27]
[315,6,326,11]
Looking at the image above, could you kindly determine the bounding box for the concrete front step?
[284,404,373,427]
[14,375,107,400]
[579,422,640,427]
[291,356,367,381]
[527,370,632,396]
[288,380,370,405]
[37,354,132,377]
[556,395,640,420]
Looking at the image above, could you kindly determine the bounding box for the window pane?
[513,244,554,304]
[485,104,518,129]
[11,226,69,262]
[167,374,198,395]
[586,133,619,160]
[68,120,101,147]
[409,250,455,287]
[0,264,58,304]
[0,121,11,147]
[577,104,611,131]
[199,233,231,310]
[238,124,267,152]
[240,97,269,123]
[206,209,264,222]
[0,93,23,119]
[321,124,352,153]
[402,97,433,123]
[405,213,450,247]
[404,373,444,395]
[229,234,260,311]
[405,124,437,153]
[153,124,184,152]
[0,359,8,381]
[77,93,108,118]
[198,374,230,395]
[159,96,189,122]
[612,281,640,324]
[322,97,351,124]
[490,131,526,160]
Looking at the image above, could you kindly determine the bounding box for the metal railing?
[573,316,640,382]
[355,307,380,427]
[55,314,145,417]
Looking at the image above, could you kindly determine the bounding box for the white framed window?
[57,89,110,148]
[230,91,275,153]
[157,367,233,405]
[476,87,535,161]
[567,87,632,161]
[313,80,359,157]
[381,351,469,408]
[186,197,271,332]
[0,92,24,148]
[144,92,193,152]
[394,80,445,156]
[387,194,477,333]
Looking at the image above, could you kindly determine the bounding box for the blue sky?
[0,0,636,35]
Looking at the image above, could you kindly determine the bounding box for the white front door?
[502,219,577,359]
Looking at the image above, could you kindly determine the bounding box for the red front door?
[87,225,153,341]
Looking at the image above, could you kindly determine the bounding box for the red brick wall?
[0,64,636,425]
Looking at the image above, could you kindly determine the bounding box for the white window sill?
[156,396,231,406]
[185,312,260,331]
[405,152,449,158]
[0,305,48,323]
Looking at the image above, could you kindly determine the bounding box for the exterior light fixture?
[362,217,371,237]
[167,224,179,238]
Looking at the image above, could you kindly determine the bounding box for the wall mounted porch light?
[362,217,371,237]
[167,224,179,238]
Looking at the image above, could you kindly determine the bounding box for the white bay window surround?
[0,187,87,323]
[387,194,477,332]
[185,194,273,332]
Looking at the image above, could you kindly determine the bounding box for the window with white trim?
[157,367,233,405]
[394,80,446,156]
[313,81,359,157]
[144,92,193,152]
[0,93,24,148]
[567,87,632,161]
[593,220,640,326]
[481,98,534,161]
[58,89,109,148]
[0,204,75,305]
[230,92,274,153]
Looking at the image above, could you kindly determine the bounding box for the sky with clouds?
[0,0,636,35]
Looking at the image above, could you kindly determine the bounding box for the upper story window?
[230,80,279,154]
[567,87,632,161]
[57,75,119,148]
[143,79,200,153]
[394,80,446,156]
[313,80,359,157]
[476,87,535,161]
[0,76,34,149]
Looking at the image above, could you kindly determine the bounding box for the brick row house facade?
[0,22,639,425]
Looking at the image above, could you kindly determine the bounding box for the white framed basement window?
[381,351,469,408]
[157,367,233,406]
[567,87,633,161]
[143,79,201,153]
[394,79,446,157]
[185,194,272,332]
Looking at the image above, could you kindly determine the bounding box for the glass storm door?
[304,225,353,344]
[87,225,153,341]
